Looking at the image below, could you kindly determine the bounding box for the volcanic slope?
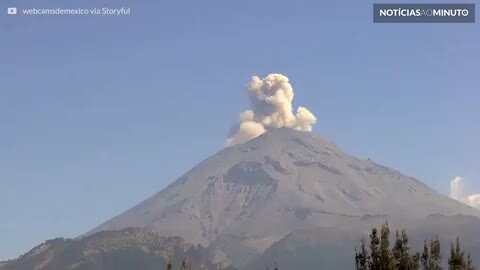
[87,128,480,266]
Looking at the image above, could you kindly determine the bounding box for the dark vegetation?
[354,222,476,270]
[165,258,239,270]
[0,228,236,270]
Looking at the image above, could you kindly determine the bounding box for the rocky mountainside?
[0,228,234,270]
[85,128,480,267]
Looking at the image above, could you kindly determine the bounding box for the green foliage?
[370,227,382,270]
[420,236,443,270]
[181,258,187,270]
[429,236,442,270]
[392,229,416,270]
[448,238,466,270]
[356,238,369,270]
[380,222,395,270]
[466,253,475,270]
[354,223,475,270]
[421,239,430,270]
[411,252,420,270]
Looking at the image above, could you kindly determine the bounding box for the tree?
[429,236,442,270]
[181,258,187,270]
[412,252,421,270]
[421,239,430,270]
[380,222,395,270]
[421,236,442,270]
[353,224,476,270]
[466,253,475,270]
[356,238,369,270]
[370,227,381,270]
[448,238,465,270]
[392,229,415,270]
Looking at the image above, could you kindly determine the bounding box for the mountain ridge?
[3,128,480,269]
[0,228,234,270]
[84,128,480,267]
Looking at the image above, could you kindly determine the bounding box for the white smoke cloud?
[449,176,465,201]
[449,176,480,209]
[467,194,480,209]
[226,73,316,146]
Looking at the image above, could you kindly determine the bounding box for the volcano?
[86,128,480,268]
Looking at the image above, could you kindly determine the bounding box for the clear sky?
[1,0,479,260]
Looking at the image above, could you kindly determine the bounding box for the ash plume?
[449,176,480,209]
[226,73,316,146]
[450,176,465,201]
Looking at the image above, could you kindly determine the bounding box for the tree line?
[162,222,476,270]
[355,222,475,270]
[165,258,238,270]
[166,259,191,270]
[165,259,279,270]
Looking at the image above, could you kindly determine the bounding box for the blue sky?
[1,0,479,260]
